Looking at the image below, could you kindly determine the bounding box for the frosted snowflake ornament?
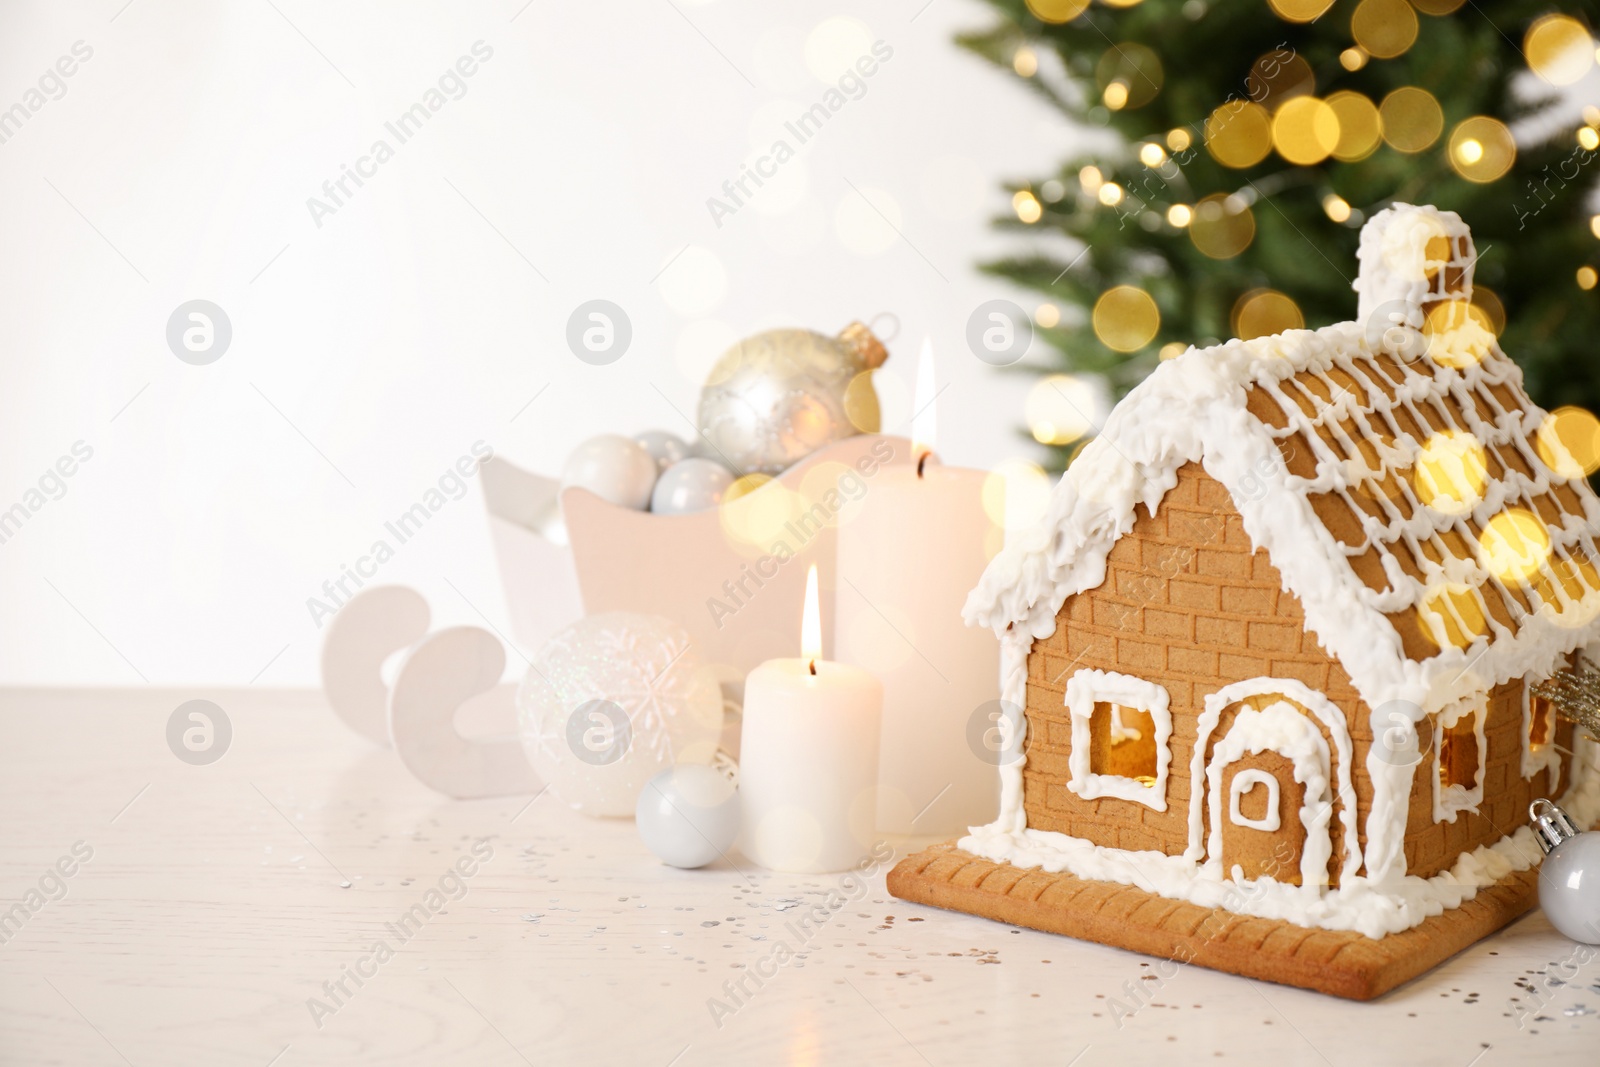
[517,613,724,816]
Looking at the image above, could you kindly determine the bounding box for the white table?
[1,688,1595,1065]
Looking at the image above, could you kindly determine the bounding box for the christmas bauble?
[517,613,723,816]
[650,457,735,515]
[696,321,887,476]
[634,430,690,474]
[1532,799,1600,944]
[561,434,658,510]
[635,764,740,868]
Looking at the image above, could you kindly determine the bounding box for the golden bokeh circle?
[1327,91,1383,161]
[1166,127,1193,153]
[1273,96,1341,166]
[1448,116,1515,183]
[1351,0,1419,60]
[1233,289,1305,340]
[1092,286,1161,352]
[1247,51,1315,109]
[1025,0,1091,24]
[1410,0,1464,13]
[1525,14,1596,86]
[1189,194,1256,259]
[1536,406,1600,478]
[1581,266,1600,290]
[1268,0,1334,23]
[842,371,881,432]
[1422,300,1494,369]
[1323,193,1353,223]
[1414,430,1487,516]
[1205,100,1273,169]
[1027,374,1097,445]
[1167,203,1193,227]
[1478,509,1553,584]
[1096,43,1164,110]
[1380,87,1444,153]
[1013,189,1043,223]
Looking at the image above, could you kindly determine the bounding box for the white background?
[0,0,1073,687]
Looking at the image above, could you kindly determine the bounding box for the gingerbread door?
[1217,751,1307,884]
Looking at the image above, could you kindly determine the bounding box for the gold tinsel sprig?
[1534,657,1600,743]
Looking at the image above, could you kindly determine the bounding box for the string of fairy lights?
[1008,1,1600,467]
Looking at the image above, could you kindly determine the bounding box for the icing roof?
[967,204,1600,717]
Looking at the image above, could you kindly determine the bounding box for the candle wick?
[808,659,817,676]
[916,451,930,478]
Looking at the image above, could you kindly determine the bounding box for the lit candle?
[835,339,1001,835]
[740,564,884,873]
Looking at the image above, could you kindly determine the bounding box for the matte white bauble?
[634,430,690,474]
[561,434,658,510]
[517,613,723,817]
[650,458,735,515]
[636,764,740,868]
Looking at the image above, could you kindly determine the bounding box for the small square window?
[1065,670,1173,811]
[1433,695,1485,823]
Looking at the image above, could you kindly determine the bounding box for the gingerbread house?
[888,204,1600,999]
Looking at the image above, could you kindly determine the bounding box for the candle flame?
[911,337,936,469]
[801,563,822,670]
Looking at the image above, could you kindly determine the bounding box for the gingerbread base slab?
[887,842,1541,1001]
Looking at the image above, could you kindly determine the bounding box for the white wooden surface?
[2,688,1597,1066]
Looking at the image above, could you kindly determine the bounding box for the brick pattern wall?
[1401,681,1572,878]
[1020,461,1574,883]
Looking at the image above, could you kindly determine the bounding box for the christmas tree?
[959,0,1600,472]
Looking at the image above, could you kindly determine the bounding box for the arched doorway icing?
[1182,678,1363,888]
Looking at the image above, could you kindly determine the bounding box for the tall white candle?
[835,340,1001,835]
[740,565,883,873]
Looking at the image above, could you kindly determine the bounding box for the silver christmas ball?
[636,764,740,868]
[696,322,888,476]
[634,430,690,474]
[561,434,658,510]
[650,457,735,515]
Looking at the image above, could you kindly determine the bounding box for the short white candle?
[740,565,883,873]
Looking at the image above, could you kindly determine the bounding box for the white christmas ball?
[636,764,740,868]
[517,613,723,817]
[650,457,735,515]
[634,430,690,473]
[561,434,658,510]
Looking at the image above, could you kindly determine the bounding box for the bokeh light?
[1580,266,1599,290]
[1247,51,1314,108]
[1478,509,1552,584]
[1419,583,1488,651]
[1323,194,1352,223]
[1093,286,1161,351]
[1035,302,1061,328]
[1014,190,1043,223]
[1327,91,1383,161]
[1273,96,1341,165]
[1159,341,1188,360]
[1413,430,1487,516]
[1166,127,1193,152]
[1422,300,1494,369]
[1339,47,1369,72]
[1525,14,1595,86]
[1233,289,1304,339]
[1096,43,1163,109]
[1025,0,1091,23]
[1577,126,1599,151]
[1380,87,1444,153]
[1351,0,1418,60]
[1448,117,1515,182]
[983,458,1052,532]
[1139,142,1166,167]
[1079,165,1104,193]
[1535,406,1600,478]
[1268,0,1334,23]
[1027,374,1102,445]
[1098,182,1125,206]
[1189,194,1256,258]
[1013,46,1039,78]
[1410,0,1464,12]
[1167,203,1193,227]
[1205,100,1272,168]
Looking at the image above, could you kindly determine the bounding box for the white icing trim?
[1188,678,1363,882]
[1432,694,1487,823]
[958,741,1600,938]
[963,205,1600,885]
[1206,703,1333,888]
[1229,768,1282,832]
[1064,669,1173,811]
[1521,677,1562,783]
